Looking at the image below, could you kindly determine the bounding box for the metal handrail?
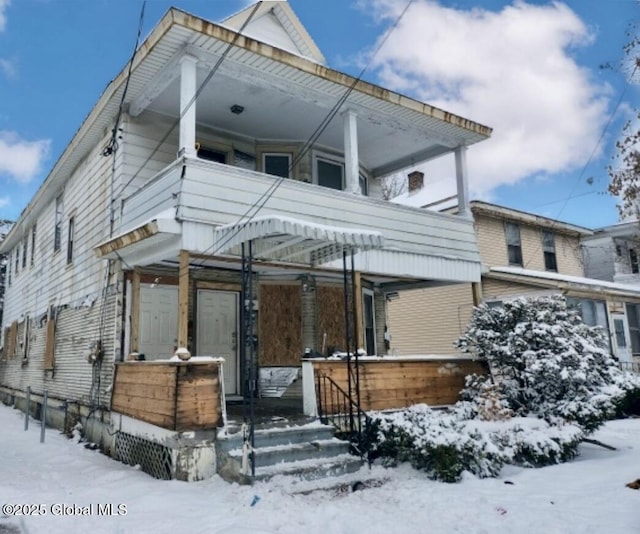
[315,371,371,456]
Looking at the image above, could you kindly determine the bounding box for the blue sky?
[0,0,637,228]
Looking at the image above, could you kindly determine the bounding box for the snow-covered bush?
[367,405,505,483]
[469,418,583,468]
[366,405,584,482]
[457,295,639,432]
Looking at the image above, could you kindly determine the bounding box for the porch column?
[179,54,198,158]
[130,269,141,352]
[455,145,470,217]
[178,250,190,349]
[342,109,361,194]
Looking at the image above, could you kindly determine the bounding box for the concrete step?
[216,420,362,484]
[229,438,350,468]
[218,422,337,452]
[253,453,364,482]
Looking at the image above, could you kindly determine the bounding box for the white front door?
[612,312,632,364]
[197,290,239,395]
[139,284,179,360]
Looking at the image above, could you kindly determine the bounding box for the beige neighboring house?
[388,200,640,369]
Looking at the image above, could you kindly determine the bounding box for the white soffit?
[212,215,384,266]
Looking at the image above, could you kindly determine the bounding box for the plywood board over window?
[259,284,302,365]
[44,317,56,371]
[3,321,18,358]
[317,285,352,355]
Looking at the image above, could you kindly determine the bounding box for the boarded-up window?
[6,321,18,358]
[44,318,56,370]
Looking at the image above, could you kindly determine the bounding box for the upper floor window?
[541,230,557,272]
[359,173,368,196]
[21,235,28,269]
[263,153,291,179]
[66,217,75,265]
[14,244,19,274]
[197,146,227,164]
[30,225,36,266]
[505,222,523,266]
[315,155,344,191]
[54,193,64,252]
[630,249,639,274]
[7,250,12,285]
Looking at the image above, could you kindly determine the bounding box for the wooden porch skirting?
[311,357,486,412]
[111,360,222,431]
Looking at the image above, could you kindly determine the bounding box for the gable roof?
[222,1,325,64]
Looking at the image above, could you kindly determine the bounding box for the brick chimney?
[408,171,424,193]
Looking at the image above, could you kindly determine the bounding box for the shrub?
[366,405,584,482]
[457,295,638,432]
[368,405,505,482]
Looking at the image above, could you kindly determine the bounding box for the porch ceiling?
[212,215,384,266]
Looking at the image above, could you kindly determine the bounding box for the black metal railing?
[315,372,371,456]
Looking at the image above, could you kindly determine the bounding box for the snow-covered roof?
[489,266,640,296]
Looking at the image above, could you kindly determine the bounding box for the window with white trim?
[541,230,557,271]
[505,222,523,266]
[363,289,376,356]
[263,153,291,179]
[314,154,344,191]
[66,217,75,265]
[54,193,64,252]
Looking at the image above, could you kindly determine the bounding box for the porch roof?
[212,215,384,266]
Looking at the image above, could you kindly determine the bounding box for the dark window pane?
[544,251,557,271]
[198,147,226,164]
[264,154,290,178]
[317,159,343,190]
[508,245,522,266]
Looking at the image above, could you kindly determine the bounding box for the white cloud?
[0,58,17,79]
[363,0,610,198]
[0,131,50,184]
[0,196,9,209]
[0,0,9,32]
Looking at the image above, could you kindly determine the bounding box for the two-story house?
[0,2,491,479]
[388,200,640,369]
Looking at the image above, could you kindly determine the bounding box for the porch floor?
[224,397,312,433]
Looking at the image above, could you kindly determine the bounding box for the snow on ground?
[0,404,639,534]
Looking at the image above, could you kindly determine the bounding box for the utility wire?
[188,0,416,264]
[522,63,637,269]
[116,1,263,200]
[103,1,146,158]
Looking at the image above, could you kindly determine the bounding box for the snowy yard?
[0,404,638,534]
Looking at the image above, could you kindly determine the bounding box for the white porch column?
[342,109,361,194]
[455,145,470,217]
[179,54,198,157]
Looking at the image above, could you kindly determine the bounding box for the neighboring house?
[582,220,640,364]
[582,221,640,285]
[0,2,490,479]
[388,200,640,370]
